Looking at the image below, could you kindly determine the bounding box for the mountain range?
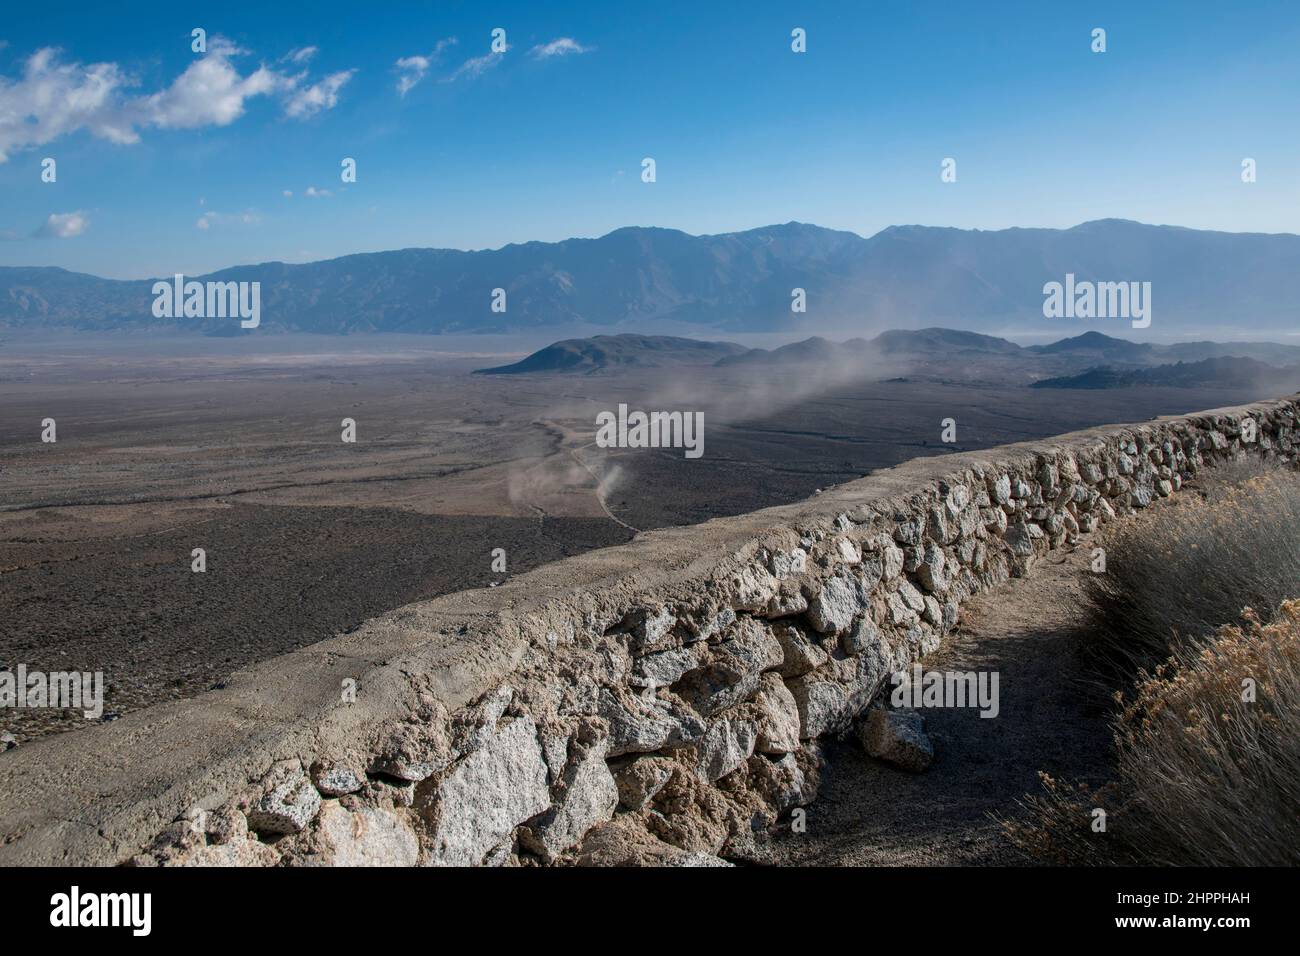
[1029,356,1300,390]
[476,329,1300,391]
[3,219,1299,336]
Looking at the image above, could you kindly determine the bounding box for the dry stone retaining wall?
[0,397,1295,866]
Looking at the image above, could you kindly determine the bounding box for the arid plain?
[0,332,1275,741]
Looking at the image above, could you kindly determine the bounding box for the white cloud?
[282,189,293,197]
[0,49,136,161]
[0,40,355,162]
[284,46,318,65]
[138,51,281,129]
[283,69,355,119]
[394,37,456,96]
[35,211,89,238]
[395,55,430,96]
[446,50,505,82]
[303,186,332,198]
[193,208,259,229]
[530,38,593,59]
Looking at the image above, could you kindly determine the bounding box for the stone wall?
[0,397,1294,866]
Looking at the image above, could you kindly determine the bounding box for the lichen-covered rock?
[741,752,813,814]
[373,718,453,783]
[632,645,703,688]
[807,571,862,634]
[989,473,1012,504]
[204,807,248,846]
[787,675,849,739]
[881,542,905,580]
[751,672,801,754]
[921,595,942,626]
[917,542,948,593]
[181,839,282,867]
[422,716,551,866]
[769,547,808,579]
[627,607,677,651]
[772,621,828,677]
[247,762,322,837]
[574,816,719,867]
[309,802,420,867]
[674,618,782,715]
[611,755,675,810]
[598,687,707,756]
[312,763,364,797]
[840,614,881,657]
[894,513,926,546]
[886,590,919,626]
[1004,520,1043,557]
[897,580,926,613]
[860,708,934,773]
[664,852,735,867]
[519,728,618,862]
[691,716,759,782]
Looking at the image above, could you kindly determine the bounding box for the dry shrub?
[1083,463,1300,678]
[1008,602,1300,865]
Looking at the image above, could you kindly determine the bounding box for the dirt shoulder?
[768,545,1115,866]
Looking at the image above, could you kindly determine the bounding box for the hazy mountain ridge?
[1030,356,1300,390]
[473,328,1300,385]
[4,219,1299,334]
[473,334,747,374]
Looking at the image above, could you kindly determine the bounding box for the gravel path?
[768,545,1116,865]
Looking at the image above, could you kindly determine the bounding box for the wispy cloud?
[0,38,355,161]
[195,208,260,230]
[394,37,456,95]
[446,52,501,82]
[529,38,594,59]
[193,208,260,231]
[445,36,510,83]
[283,69,355,118]
[395,55,430,96]
[281,186,332,198]
[284,46,318,65]
[34,211,89,238]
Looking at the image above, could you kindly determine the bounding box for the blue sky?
[2,0,1298,278]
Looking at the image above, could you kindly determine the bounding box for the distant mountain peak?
[3,219,1298,335]
[473,333,746,375]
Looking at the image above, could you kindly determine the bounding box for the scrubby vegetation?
[1009,603,1300,865]
[1009,463,1300,865]
[1082,463,1300,678]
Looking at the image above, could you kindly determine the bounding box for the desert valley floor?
[0,333,1276,742]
